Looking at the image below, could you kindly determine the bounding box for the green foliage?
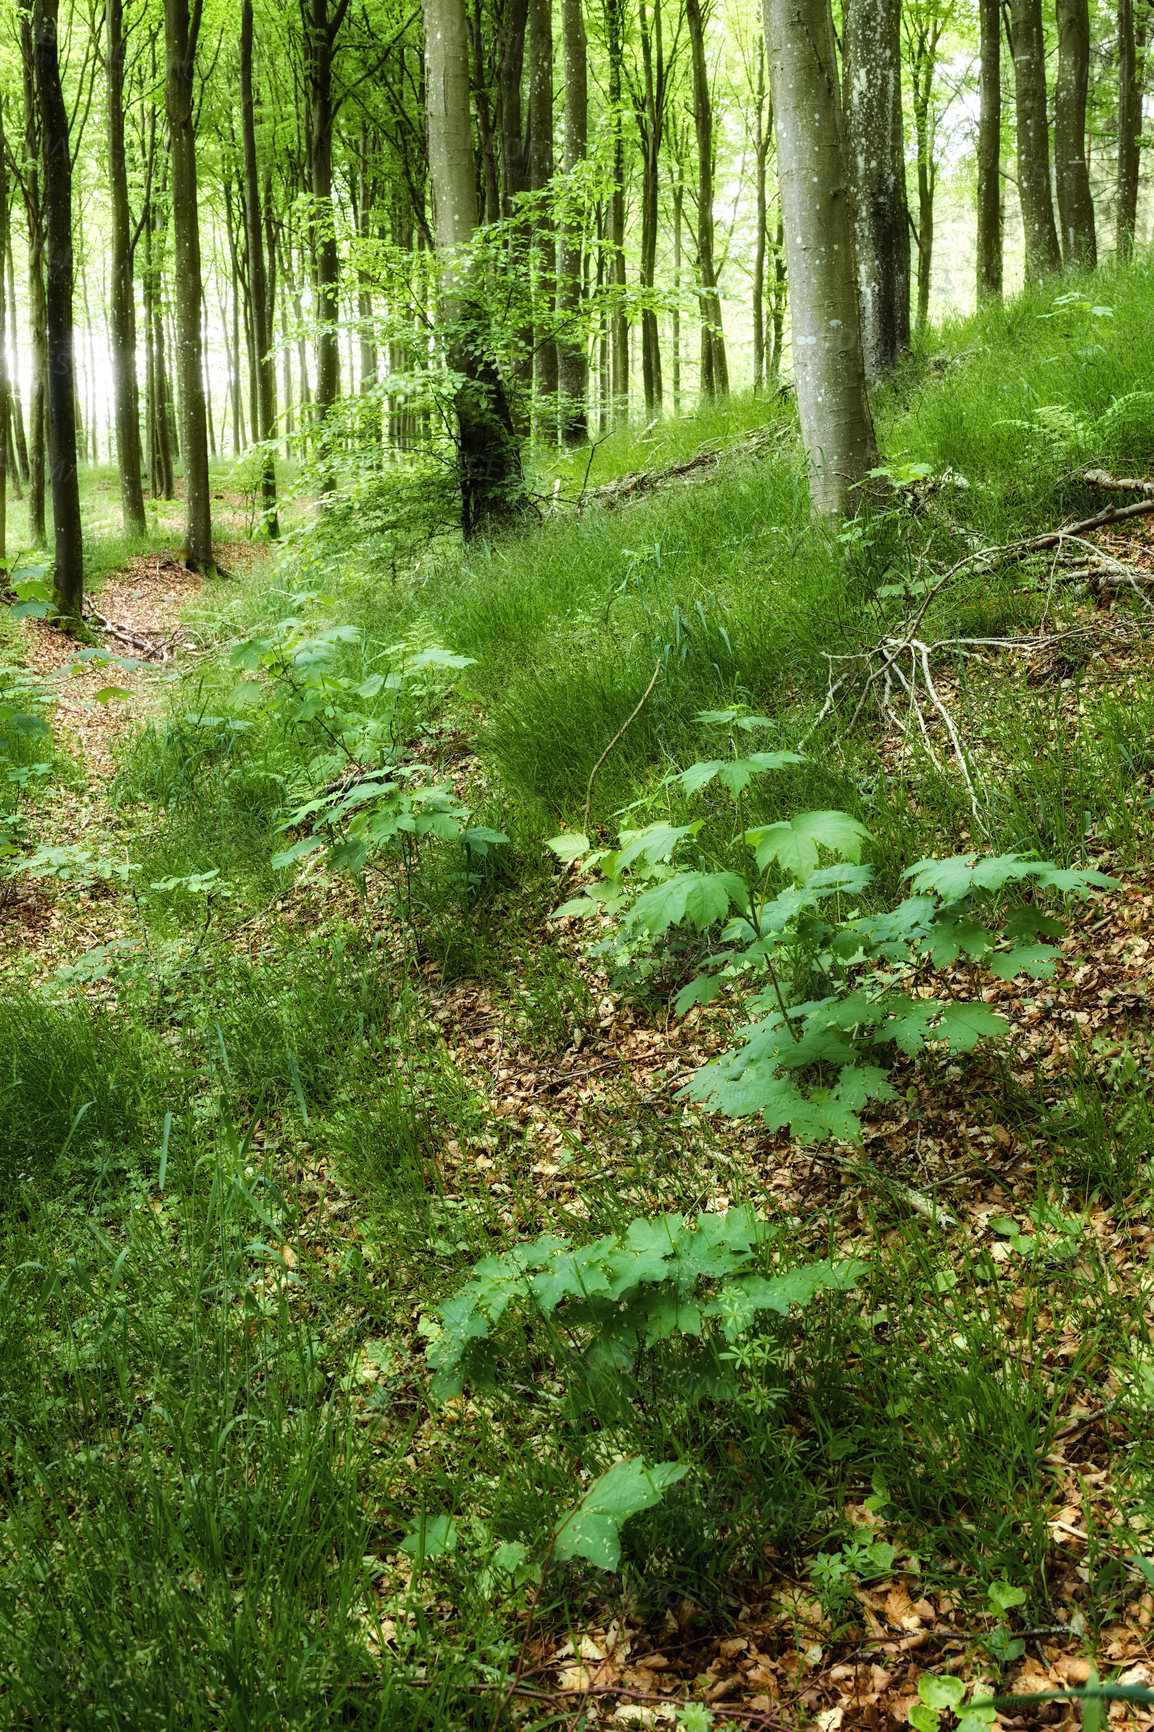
[423,1204,863,1400]
[552,757,1115,1144]
[553,1459,690,1571]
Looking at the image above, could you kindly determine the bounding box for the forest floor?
[5,275,1154,1731]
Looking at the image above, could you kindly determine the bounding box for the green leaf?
[986,944,1059,980]
[399,1513,458,1558]
[919,1675,965,1712]
[628,871,747,935]
[553,1459,689,1571]
[934,1003,1006,1051]
[616,823,697,871]
[676,751,802,795]
[747,811,873,882]
[270,838,325,870]
[987,1580,1028,1614]
[93,686,134,704]
[908,1704,940,1732]
[546,832,590,864]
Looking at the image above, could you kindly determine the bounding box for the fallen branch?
[582,660,662,834]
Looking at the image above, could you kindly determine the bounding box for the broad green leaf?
[270,838,324,869]
[617,823,697,871]
[399,1514,458,1558]
[93,686,134,704]
[934,1003,1006,1052]
[553,1459,689,1571]
[676,752,802,795]
[986,944,1058,980]
[546,832,590,864]
[628,871,747,935]
[919,1675,965,1711]
[747,811,873,882]
[987,1580,1027,1614]
[908,1705,940,1732]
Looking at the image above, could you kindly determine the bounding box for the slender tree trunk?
[842,0,910,375]
[107,0,147,533]
[1009,0,1062,280]
[977,0,1002,299]
[33,0,83,618]
[21,17,47,547]
[604,0,629,417]
[6,240,29,488]
[1054,0,1096,266]
[687,0,728,398]
[635,0,665,415]
[752,45,769,392]
[558,0,588,443]
[164,0,215,571]
[771,208,786,373]
[305,0,347,490]
[762,0,877,518]
[241,0,278,532]
[671,168,682,411]
[0,105,9,568]
[497,0,531,403]
[423,0,523,533]
[528,0,558,424]
[1117,0,1145,259]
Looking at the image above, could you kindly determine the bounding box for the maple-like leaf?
[553,1460,689,1571]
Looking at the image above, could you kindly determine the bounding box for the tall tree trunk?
[528,0,558,425]
[977,0,1002,299]
[1009,0,1062,281]
[604,0,629,416]
[842,0,910,375]
[33,0,83,619]
[21,16,47,547]
[1054,0,1096,266]
[1117,0,1145,258]
[6,239,29,488]
[762,0,877,518]
[686,0,728,398]
[770,207,786,374]
[423,0,523,534]
[557,0,588,443]
[752,44,769,392]
[635,0,665,414]
[496,0,530,404]
[164,0,215,571]
[107,0,147,534]
[671,165,682,411]
[0,104,9,567]
[305,0,348,489]
[241,0,278,534]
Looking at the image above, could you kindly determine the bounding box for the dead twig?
[582,660,662,835]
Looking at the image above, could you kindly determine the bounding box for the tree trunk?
[0,104,9,567]
[107,0,147,534]
[33,0,83,619]
[164,0,214,571]
[752,44,769,392]
[1117,0,1145,259]
[6,239,29,489]
[423,0,523,534]
[604,0,628,417]
[771,207,786,374]
[842,0,910,375]
[305,0,348,488]
[558,0,588,443]
[1054,0,1096,266]
[977,0,1002,299]
[1009,0,1062,281]
[634,0,665,414]
[21,16,47,547]
[496,0,531,403]
[762,0,877,519]
[528,0,559,423]
[241,0,279,534]
[671,165,683,411]
[686,0,728,399]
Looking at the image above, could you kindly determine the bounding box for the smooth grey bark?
[0,103,9,565]
[558,0,588,443]
[423,0,523,534]
[241,0,279,535]
[164,0,215,571]
[634,0,669,412]
[106,0,146,535]
[1054,0,1096,266]
[762,0,877,519]
[496,0,531,402]
[751,42,770,390]
[1009,0,1062,280]
[977,0,1002,299]
[303,0,350,485]
[603,0,629,415]
[1116,0,1146,259]
[528,0,558,413]
[686,0,728,398]
[33,0,83,619]
[842,0,910,375]
[906,10,942,332]
[20,15,47,547]
[6,239,29,488]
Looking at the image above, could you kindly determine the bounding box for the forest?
[3,0,1154,1726]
